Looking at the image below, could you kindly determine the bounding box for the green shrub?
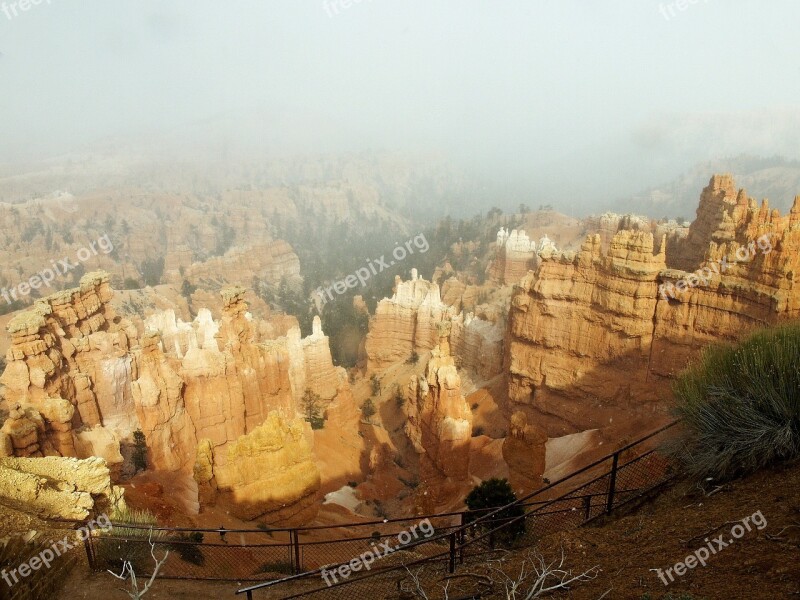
[672,323,800,481]
[464,478,525,545]
[362,398,376,420]
[302,390,326,429]
[394,385,405,408]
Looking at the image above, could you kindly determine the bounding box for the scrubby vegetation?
[671,322,800,482]
[361,397,376,420]
[95,508,166,573]
[464,478,525,545]
[167,531,205,566]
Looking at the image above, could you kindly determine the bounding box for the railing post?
[83,533,95,570]
[448,532,456,573]
[458,513,465,564]
[291,530,301,574]
[582,495,591,521]
[606,452,620,514]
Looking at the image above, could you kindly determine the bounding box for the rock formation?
[488,228,539,284]
[507,175,800,432]
[502,411,547,497]
[404,321,473,484]
[365,271,453,371]
[210,412,320,522]
[366,271,505,380]
[0,455,125,520]
[0,272,351,524]
[449,311,505,380]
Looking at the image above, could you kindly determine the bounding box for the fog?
[1,0,799,212]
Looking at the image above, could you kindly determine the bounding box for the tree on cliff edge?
[132,430,148,473]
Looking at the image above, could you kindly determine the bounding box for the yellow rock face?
[0,455,125,520]
[213,412,320,523]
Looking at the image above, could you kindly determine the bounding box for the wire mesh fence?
[240,420,678,599]
[72,421,677,598]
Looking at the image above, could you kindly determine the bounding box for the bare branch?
[106,528,169,599]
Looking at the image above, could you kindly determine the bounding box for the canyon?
[0,174,798,532]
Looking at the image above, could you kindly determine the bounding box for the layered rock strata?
[488,228,559,285]
[0,273,349,523]
[366,271,505,380]
[365,271,454,371]
[507,176,800,432]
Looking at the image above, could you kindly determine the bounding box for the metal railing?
[236,420,679,599]
[62,421,677,595]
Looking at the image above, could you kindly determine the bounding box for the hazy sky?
[1,0,799,200]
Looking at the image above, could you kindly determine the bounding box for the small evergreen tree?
[464,478,525,545]
[132,429,148,473]
[302,390,325,430]
[181,279,197,299]
[370,374,381,396]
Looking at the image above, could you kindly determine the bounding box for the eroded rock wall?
[507,175,800,432]
[366,271,506,380]
[0,455,125,520]
[0,274,350,523]
[365,271,453,371]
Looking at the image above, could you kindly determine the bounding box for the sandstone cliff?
[365,271,453,371]
[507,175,800,433]
[366,271,506,381]
[501,411,547,498]
[488,228,559,285]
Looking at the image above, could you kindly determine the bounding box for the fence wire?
[74,422,677,599]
